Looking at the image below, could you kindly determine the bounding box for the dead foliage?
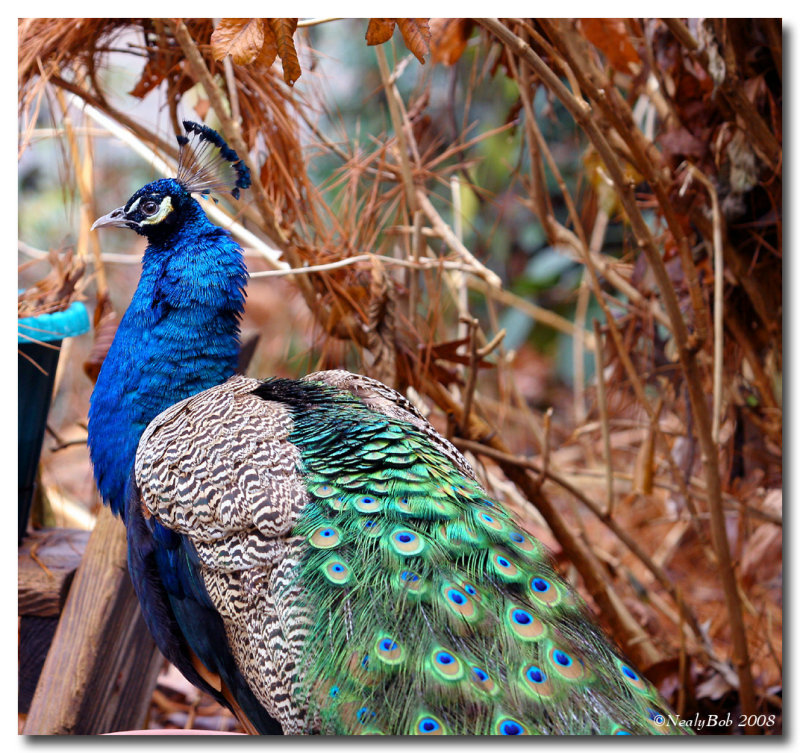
[18,248,86,319]
[366,19,431,63]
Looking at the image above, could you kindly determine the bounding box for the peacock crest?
[175,120,251,199]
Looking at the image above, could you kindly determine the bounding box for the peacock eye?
[141,200,159,216]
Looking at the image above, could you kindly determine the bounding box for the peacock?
[88,120,686,736]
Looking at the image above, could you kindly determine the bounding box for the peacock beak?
[91,207,134,230]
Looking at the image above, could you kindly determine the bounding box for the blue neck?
[88,202,247,518]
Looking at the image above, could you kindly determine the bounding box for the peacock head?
[91,178,192,237]
[91,121,251,239]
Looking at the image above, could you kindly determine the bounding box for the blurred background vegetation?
[19,18,781,733]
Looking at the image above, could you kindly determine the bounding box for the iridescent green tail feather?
[282,380,684,735]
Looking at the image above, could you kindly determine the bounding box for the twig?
[681,165,725,444]
[530,464,781,527]
[301,92,397,182]
[690,205,773,339]
[509,18,583,100]
[19,58,48,158]
[763,606,782,677]
[677,586,689,717]
[45,422,88,452]
[592,319,614,515]
[408,210,423,321]
[509,44,675,444]
[416,190,502,288]
[518,51,693,509]
[535,407,553,492]
[480,22,706,493]
[297,17,342,28]
[477,329,506,359]
[634,397,663,495]
[29,537,55,579]
[724,308,780,415]
[248,253,490,278]
[425,119,519,173]
[17,324,66,348]
[451,176,470,347]
[386,55,414,87]
[503,355,545,451]
[375,45,417,211]
[222,55,242,126]
[573,272,590,424]
[49,437,89,452]
[460,318,480,433]
[185,697,199,730]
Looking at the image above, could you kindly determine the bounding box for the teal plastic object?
[18,299,90,344]
[18,301,90,542]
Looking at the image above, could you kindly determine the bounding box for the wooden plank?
[19,528,89,617]
[19,529,90,713]
[19,616,59,713]
[23,507,163,735]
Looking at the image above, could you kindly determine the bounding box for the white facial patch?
[140,196,174,225]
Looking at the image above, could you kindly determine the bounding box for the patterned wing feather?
[136,375,311,731]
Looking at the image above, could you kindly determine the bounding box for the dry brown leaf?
[268,18,300,85]
[211,18,299,83]
[740,522,782,588]
[696,670,736,701]
[430,18,472,65]
[396,18,430,64]
[211,19,265,66]
[193,97,210,121]
[365,18,396,46]
[129,58,169,99]
[579,18,640,74]
[763,488,782,517]
[365,18,430,63]
[83,292,118,384]
[18,249,85,318]
[658,127,708,160]
[254,22,278,69]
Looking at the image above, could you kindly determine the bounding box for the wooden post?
[19,528,90,713]
[19,528,89,616]
[23,507,163,735]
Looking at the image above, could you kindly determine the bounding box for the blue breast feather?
[88,203,246,519]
